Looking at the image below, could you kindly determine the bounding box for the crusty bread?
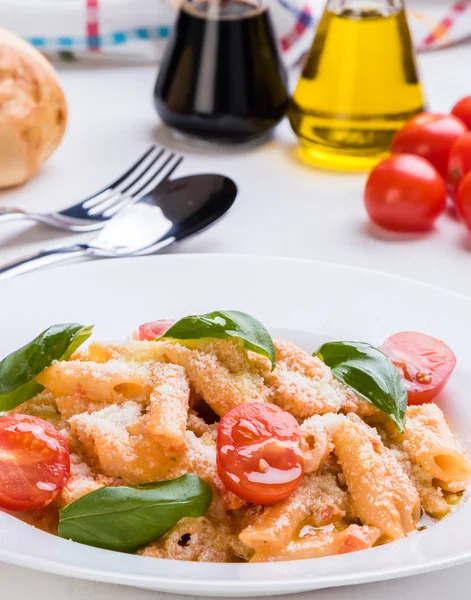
[0,28,67,188]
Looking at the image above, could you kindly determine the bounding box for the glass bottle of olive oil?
[289,0,425,171]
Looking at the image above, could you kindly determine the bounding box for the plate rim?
[1,252,470,303]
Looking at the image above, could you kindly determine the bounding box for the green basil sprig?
[160,310,276,370]
[58,474,212,553]
[0,323,93,411]
[316,341,407,432]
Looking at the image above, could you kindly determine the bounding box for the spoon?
[0,174,237,280]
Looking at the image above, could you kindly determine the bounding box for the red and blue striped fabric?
[418,0,471,50]
[17,1,471,59]
[276,0,315,53]
[26,0,317,59]
[86,0,100,52]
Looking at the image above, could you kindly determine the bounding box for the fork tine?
[87,150,184,217]
[80,146,157,210]
[130,153,183,200]
[86,149,173,216]
[83,147,163,210]
[85,148,166,214]
[101,154,184,219]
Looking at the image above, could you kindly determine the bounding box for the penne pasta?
[37,359,153,404]
[143,363,190,453]
[54,453,120,508]
[181,430,244,511]
[332,414,421,541]
[70,401,176,483]
[265,341,376,419]
[299,414,334,473]
[239,472,347,552]
[72,342,128,363]
[8,325,468,564]
[392,404,471,492]
[250,525,381,562]
[162,340,270,416]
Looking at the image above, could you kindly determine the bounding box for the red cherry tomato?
[364,155,446,232]
[381,332,456,405]
[391,113,467,178]
[448,133,471,201]
[138,320,176,341]
[216,403,304,505]
[451,96,471,130]
[456,171,471,231]
[0,415,70,511]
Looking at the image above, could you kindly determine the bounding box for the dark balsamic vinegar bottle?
[154,0,289,143]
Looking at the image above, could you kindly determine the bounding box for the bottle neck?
[326,0,403,16]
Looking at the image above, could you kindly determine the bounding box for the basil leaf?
[316,341,407,433]
[0,323,93,411]
[160,310,276,370]
[58,474,212,553]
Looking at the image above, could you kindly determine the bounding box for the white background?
[0,43,471,598]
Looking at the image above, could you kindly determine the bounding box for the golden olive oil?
[289,3,425,171]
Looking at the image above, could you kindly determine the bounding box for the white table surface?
[1,44,471,599]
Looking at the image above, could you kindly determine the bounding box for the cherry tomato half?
[451,96,471,130]
[0,415,70,511]
[381,332,456,405]
[138,320,176,341]
[364,155,447,232]
[456,171,471,232]
[216,403,304,505]
[447,133,471,200]
[391,113,467,179]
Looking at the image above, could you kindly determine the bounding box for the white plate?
[1,255,471,597]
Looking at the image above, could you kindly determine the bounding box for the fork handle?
[0,208,29,224]
[0,245,88,280]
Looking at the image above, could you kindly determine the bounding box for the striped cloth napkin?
[0,0,470,63]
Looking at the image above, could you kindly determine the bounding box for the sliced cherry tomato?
[216,403,304,505]
[0,415,70,511]
[391,113,467,178]
[138,320,176,341]
[447,133,471,200]
[381,332,456,405]
[364,155,446,232]
[456,170,471,231]
[451,96,471,130]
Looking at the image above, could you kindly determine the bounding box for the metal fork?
[0,146,183,233]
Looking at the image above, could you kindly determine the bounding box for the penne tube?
[70,401,175,484]
[239,472,347,551]
[332,414,420,541]
[250,525,380,562]
[162,340,270,416]
[144,363,190,453]
[37,359,153,403]
[388,404,471,492]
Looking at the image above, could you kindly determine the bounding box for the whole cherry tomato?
[451,96,471,130]
[381,332,456,405]
[456,171,471,231]
[391,113,467,178]
[217,403,304,505]
[0,415,70,511]
[364,155,447,232]
[447,133,471,200]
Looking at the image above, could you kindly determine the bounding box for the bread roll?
[0,28,67,188]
